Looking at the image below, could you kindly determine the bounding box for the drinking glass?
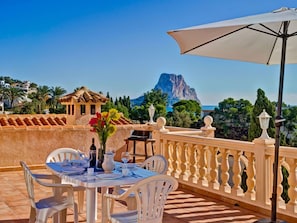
[121,152,130,167]
[78,150,91,168]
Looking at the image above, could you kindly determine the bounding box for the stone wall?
[0,115,215,170]
[0,124,142,169]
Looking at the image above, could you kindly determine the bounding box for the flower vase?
[102,152,115,173]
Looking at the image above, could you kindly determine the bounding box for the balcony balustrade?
[155,116,297,221]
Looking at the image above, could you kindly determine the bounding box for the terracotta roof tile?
[23,118,33,126]
[16,118,25,126]
[7,118,16,126]
[0,118,8,126]
[0,114,131,129]
[54,117,64,125]
[40,117,49,125]
[61,117,67,124]
[111,116,133,125]
[47,117,57,125]
[32,117,41,126]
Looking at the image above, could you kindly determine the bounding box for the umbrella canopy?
[168,7,297,65]
[168,7,297,222]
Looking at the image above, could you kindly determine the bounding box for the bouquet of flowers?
[89,108,121,165]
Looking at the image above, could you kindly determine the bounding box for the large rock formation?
[154,73,200,106]
[131,73,200,108]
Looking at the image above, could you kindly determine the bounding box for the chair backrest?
[128,174,178,223]
[46,147,81,163]
[20,161,37,209]
[140,155,168,174]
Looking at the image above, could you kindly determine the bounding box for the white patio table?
[46,162,157,223]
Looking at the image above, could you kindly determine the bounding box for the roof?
[111,116,133,125]
[59,86,108,103]
[0,114,133,128]
[0,114,67,128]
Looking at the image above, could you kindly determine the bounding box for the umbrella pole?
[271,21,288,223]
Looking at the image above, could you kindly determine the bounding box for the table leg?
[101,187,108,223]
[86,187,96,223]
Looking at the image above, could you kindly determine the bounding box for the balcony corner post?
[200,115,216,138]
[253,137,275,206]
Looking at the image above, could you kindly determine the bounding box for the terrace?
[0,167,269,223]
[0,85,296,222]
[0,114,296,222]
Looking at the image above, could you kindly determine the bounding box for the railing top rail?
[160,131,255,152]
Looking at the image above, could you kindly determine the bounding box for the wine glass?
[78,149,91,169]
[121,152,130,167]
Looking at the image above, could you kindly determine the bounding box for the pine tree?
[248,88,275,141]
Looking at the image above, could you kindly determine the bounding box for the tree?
[29,85,51,113]
[289,129,297,147]
[102,95,131,118]
[173,100,201,122]
[166,110,192,127]
[248,88,275,141]
[211,98,253,140]
[29,82,38,88]
[101,101,116,112]
[130,89,168,123]
[48,86,66,113]
[166,100,201,128]
[3,87,25,108]
[282,106,297,145]
[130,105,147,123]
[143,89,167,107]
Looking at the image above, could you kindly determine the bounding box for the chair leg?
[133,141,136,163]
[151,142,155,156]
[78,190,84,213]
[144,142,148,159]
[73,203,79,223]
[29,207,36,223]
[59,209,67,223]
[126,140,129,152]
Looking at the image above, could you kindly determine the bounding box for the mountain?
[131,73,200,108]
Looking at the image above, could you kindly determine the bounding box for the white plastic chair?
[139,155,168,174]
[20,161,78,223]
[105,174,178,223]
[46,147,85,213]
[115,155,169,210]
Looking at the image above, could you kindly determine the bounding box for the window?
[91,105,96,115]
[80,105,86,115]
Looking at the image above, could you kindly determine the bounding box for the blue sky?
[1,0,297,106]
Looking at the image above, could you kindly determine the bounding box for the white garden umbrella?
[168,7,297,222]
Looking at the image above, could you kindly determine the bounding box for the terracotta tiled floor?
[0,169,270,223]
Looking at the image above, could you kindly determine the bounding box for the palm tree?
[29,85,51,114]
[49,86,66,112]
[3,87,25,108]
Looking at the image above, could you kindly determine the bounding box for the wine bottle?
[89,138,97,168]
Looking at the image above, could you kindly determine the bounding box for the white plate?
[119,163,137,169]
[70,160,87,165]
[97,173,123,180]
[127,163,137,169]
[62,167,85,174]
